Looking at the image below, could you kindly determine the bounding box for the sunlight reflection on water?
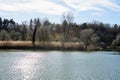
[12,52,44,80]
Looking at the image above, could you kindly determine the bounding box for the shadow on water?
[97,51,120,55]
[111,52,120,55]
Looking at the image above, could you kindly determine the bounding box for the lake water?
[0,51,120,80]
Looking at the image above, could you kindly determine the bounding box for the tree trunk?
[32,26,37,47]
[85,43,89,51]
[85,45,88,51]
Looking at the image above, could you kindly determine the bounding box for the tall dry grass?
[0,41,84,50]
[0,41,32,47]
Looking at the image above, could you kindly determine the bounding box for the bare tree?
[112,33,120,46]
[0,30,11,41]
[32,18,41,46]
[20,22,28,41]
[62,12,74,42]
[80,29,94,50]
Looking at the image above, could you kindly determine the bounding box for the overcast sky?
[0,0,120,24]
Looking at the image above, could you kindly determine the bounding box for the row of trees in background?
[0,13,120,50]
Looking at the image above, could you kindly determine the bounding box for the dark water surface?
[0,51,120,80]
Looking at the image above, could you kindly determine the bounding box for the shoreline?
[0,41,119,52]
[0,46,119,52]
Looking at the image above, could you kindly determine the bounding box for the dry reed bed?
[0,41,32,47]
[0,41,118,51]
[0,41,81,48]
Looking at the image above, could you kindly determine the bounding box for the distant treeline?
[0,13,120,51]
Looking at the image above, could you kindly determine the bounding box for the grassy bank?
[0,41,84,51]
[0,41,119,51]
